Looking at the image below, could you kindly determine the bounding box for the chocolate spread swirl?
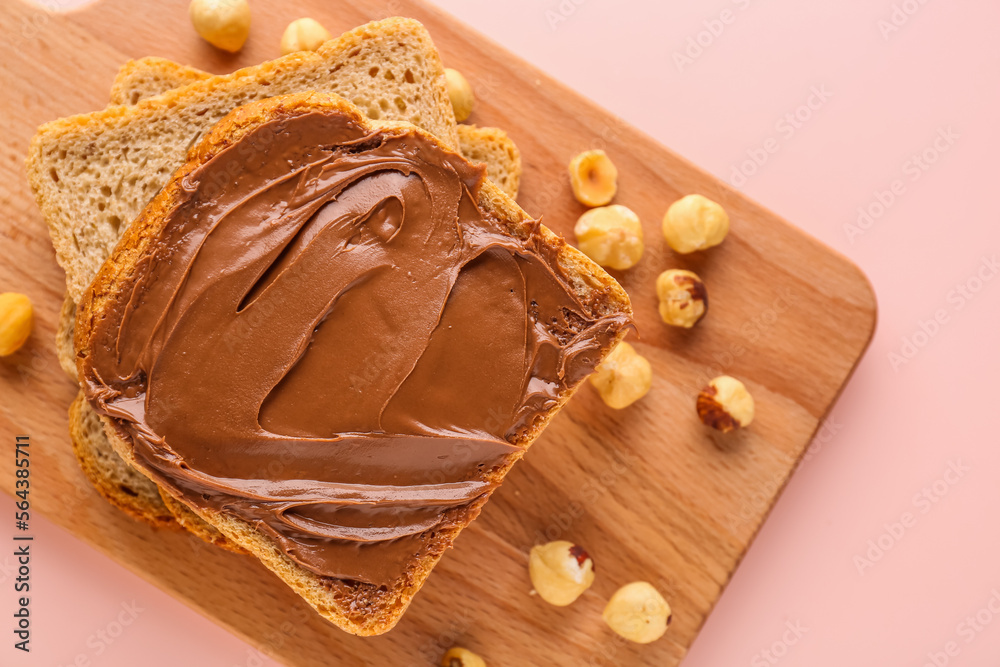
[80,109,629,587]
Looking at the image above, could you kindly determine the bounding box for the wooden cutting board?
[0,0,876,664]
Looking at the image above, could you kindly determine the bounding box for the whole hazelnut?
[656,269,707,328]
[280,18,332,55]
[445,68,475,122]
[697,375,755,432]
[189,0,251,53]
[589,342,652,409]
[568,150,618,207]
[441,646,486,667]
[662,194,729,254]
[602,581,672,644]
[0,293,33,356]
[529,540,596,606]
[574,205,645,270]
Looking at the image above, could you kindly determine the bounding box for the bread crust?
[108,57,212,106]
[104,55,523,199]
[68,391,175,527]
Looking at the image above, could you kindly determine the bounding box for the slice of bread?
[53,46,520,538]
[107,57,522,199]
[75,92,631,635]
[28,17,460,305]
[37,18,465,538]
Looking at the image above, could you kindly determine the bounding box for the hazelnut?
[441,647,486,667]
[602,581,672,644]
[0,293,33,356]
[189,0,251,53]
[697,375,755,432]
[574,205,644,270]
[568,150,618,207]
[280,18,332,55]
[589,342,652,409]
[662,194,729,254]
[445,68,475,122]
[656,269,707,328]
[529,540,596,606]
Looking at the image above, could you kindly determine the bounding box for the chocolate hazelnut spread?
[80,109,630,587]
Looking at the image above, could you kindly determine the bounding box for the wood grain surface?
[0,0,876,664]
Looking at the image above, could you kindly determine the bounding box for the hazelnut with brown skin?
[656,269,707,328]
[697,375,755,432]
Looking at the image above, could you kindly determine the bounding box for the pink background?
[5,0,1000,665]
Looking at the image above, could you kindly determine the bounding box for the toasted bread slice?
[37,18,459,535]
[106,56,522,199]
[28,17,459,304]
[54,47,520,537]
[75,92,631,635]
